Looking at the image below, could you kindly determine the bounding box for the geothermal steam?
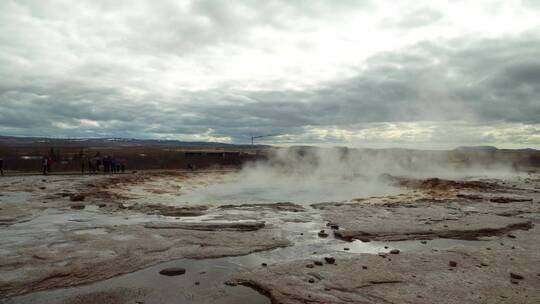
[179,147,521,205]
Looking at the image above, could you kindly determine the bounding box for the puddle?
[6,257,271,304]
[73,228,108,235]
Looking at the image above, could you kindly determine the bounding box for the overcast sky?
[1,0,539,148]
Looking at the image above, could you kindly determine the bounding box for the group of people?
[82,155,127,174]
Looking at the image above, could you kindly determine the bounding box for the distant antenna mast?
[251,134,280,145]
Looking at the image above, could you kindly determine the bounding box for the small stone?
[389,249,400,254]
[344,247,350,251]
[69,203,85,210]
[449,261,457,267]
[261,263,267,267]
[69,194,85,202]
[195,281,200,285]
[324,257,336,264]
[510,272,524,280]
[306,264,314,268]
[330,224,339,230]
[159,267,186,276]
[384,246,388,249]
[508,234,516,238]
[318,230,329,238]
[362,266,368,269]
[308,278,315,283]
[314,261,323,266]
[420,240,427,244]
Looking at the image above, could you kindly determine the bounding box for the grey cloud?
[0,1,539,146]
[2,31,540,142]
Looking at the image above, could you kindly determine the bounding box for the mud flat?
[1,171,540,303]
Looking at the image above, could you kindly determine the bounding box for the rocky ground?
[230,175,540,303]
[1,171,540,303]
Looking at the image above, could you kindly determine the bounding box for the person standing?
[0,157,4,176]
[42,156,48,175]
[81,156,86,174]
[47,157,52,174]
[120,159,126,173]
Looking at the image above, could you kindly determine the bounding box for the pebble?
[69,203,85,210]
[344,247,350,251]
[261,263,267,267]
[324,257,336,264]
[69,194,85,202]
[318,230,329,238]
[159,267,186,276]
[510,272,524,280]
[389,249,400,254]
[449,261,457,267]
[314,261,323,266]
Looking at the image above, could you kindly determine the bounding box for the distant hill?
[0,135,268,149]
[455,146,538,152]
[455,146,499,152]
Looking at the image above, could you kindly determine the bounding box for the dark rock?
[69,194,85,202]
[195,281,200,285]
[308,278,315,283]
[306,264,314,268]
[362,266,368,269]
[344,247,350,251]
[449,261,457,267]
[69,203,85,210]
[507,234,516,238]
[159,267,186,276]
[314,261,323,266]
[324,257,336,264]
[389,249,400,254]
[421,240,427,244]
[318,230,329,238]
[261,263,267,267]
[510,272,524,280]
